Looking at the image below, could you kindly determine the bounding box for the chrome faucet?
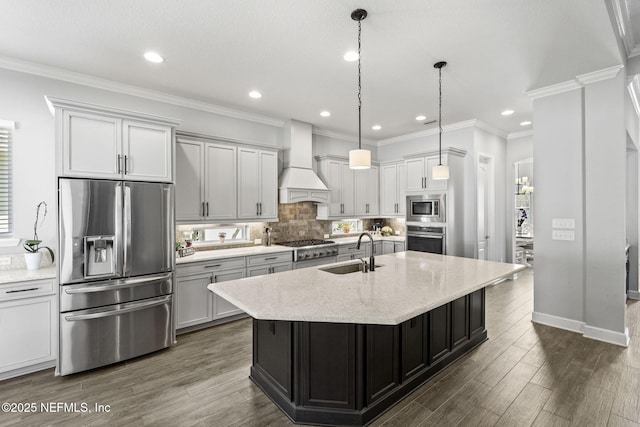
[356,232,375,272]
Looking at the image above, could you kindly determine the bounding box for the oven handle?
[64,295,172,321]
[407,234,444,239]
[63,272,172,294]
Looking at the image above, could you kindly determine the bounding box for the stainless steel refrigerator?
[57,178,174,376]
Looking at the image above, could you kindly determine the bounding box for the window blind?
[0,125,11,235]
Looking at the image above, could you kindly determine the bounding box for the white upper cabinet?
[316,157,356,218]
[237,147,278,220]
[405,154,448,191]
[175,137,237,222]
[354,166,379,216]
[49,97,180,182]
[380,162,406,217]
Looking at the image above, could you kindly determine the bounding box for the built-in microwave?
[406,194,445,223]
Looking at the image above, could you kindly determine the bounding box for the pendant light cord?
[438,65,443,166]
[357,19,362,150]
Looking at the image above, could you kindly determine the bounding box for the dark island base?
[250,288,486,426]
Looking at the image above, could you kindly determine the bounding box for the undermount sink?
[320,262,383,275]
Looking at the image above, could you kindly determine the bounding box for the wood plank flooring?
[1,268,640,426]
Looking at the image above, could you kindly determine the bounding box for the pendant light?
[432,61,449,180]
[348,9,371,170]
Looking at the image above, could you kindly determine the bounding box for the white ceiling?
[0,0,623,140]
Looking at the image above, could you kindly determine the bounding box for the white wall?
[506,134,533,262]
[0,67,283,254]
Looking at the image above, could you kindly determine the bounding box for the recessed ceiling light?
[344,51,359,62]
[320,111,331,117]
[144,51,164,63]
[416,115,427,121]
[501,109,515,116]
[249,91,262,99]
[372,125,381,130]
[520,121,532,126]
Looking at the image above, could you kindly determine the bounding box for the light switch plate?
[552,230,575,241]
[0,256,11,266]
[552,218,575,229]
[254,238,262,245]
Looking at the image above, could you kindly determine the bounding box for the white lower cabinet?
[0,279,57,380]
[337,243,366,261]
[381,241,406,254]
[246,252,293,277]
[211,269,246,319]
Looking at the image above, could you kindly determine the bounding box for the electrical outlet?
[324,234,330,239]
[552,230,575,241]
[395,231,400,235]
[552,218,575,229]
[0,256,11,266]
[254,238,262,245]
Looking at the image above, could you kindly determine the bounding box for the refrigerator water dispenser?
[84,235,115,278]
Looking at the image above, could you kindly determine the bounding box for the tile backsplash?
[176,203,405,252]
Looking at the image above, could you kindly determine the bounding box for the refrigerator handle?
[123,183,132,276]
[115,183,124,277]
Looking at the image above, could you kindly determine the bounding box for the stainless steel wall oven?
[406,225,446,254]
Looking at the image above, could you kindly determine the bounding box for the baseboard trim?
[583,325,630,347]
[532,311,584,334]
[0,360,55,381]
[628,290,640,300]
[532,312,630,347]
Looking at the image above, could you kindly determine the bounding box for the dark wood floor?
[1,269,640,426]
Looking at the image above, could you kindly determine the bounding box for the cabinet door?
[205,143,237,220]
[176,273,213,329]
[327,160,344,216]
[425,156,448,190]
[397,163,407,215]
[122,120,173,182]
[341,163,355,216]
[175,141,204,221]
[380,164,398,216]
[405,158,426,191]
[212,269,246,319]
[354,169,369,216]
[237,148,260,219]
[394,242,406,253]
[367,166,379,216]
[259,151,278,219]
[62,110,121,178]
[0,295,56,373]
[382,241,395,255]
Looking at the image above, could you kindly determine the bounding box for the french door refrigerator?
[57,178,174,376]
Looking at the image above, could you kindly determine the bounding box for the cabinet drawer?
[246,252,293,267]
[0,280,55,302]
[177,257,246,276]
[338,244,362,254]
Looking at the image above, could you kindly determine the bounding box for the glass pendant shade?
[432,164,450,180]
[349,149,371,170]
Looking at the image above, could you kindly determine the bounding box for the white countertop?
[209,251,526,325]
[0,267,57,285]
[331,235,406,244]
[176,245,293,264]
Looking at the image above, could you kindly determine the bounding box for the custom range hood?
[278,120,329,204]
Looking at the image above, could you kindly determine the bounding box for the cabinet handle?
[259,202,262,216]
[204,264,222,268]
[264,257,277,261]
[366,203,369,214]
[6,287,39,294]
[213,275,217,283]
[124,155,129,174]
[257,202,260,216]
[206,202,209,217]
[117,154,122,174]
[202,202,205,217]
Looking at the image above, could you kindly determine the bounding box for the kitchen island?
[209,251,525,426]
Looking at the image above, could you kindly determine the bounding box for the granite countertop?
[0,267,57,285]
[209,251,526,325]
[176,245,294,265]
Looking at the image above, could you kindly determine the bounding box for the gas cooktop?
[276,239,335,247]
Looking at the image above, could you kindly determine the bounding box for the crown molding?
[628,74,640,117]
[312,127,376,147]
[611,0,640,59]
[507,130,533,140]
[576,65,624,85]
[525,80,583,100]
[527,65,625,100]
[0,55,285,128]
[376,119,507,147]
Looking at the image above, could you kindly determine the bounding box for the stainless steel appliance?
[406,225,446,254]
[406,194,445,223]
[276,239,339,269]
[57,178,174,376]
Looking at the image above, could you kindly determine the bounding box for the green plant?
[24,201,55,263]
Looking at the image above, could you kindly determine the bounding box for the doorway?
[513,158,534,266]
[477,154,495,260]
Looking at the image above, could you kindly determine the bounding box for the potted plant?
[24,201,54,270]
